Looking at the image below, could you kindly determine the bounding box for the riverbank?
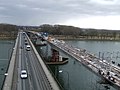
[0,32,17,40]
[52,35,120,41]
[0,36,16,40]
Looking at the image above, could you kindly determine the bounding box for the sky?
[0,0,120,30]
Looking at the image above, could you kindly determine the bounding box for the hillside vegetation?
[35,24,120,40]
[0,24,18,39]
[1,23,120,40]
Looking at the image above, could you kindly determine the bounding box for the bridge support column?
[51,49,59,62]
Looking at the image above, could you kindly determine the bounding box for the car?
[26,45,30,51]
[25,42,28,45]
[25,39,27,42]
[20,46,23,49]
[20,70,28,79]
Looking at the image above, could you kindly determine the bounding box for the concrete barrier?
[26,34,60,90]
[3,34,19,90]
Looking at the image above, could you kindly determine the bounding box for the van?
[26,45,30,51]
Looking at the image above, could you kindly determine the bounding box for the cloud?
[0,7,6,10]
[32,7,40,11]
[16,4,28,8]
[0,14,12,18]
[61,15,120,30]
[89,0,119,5]
[0,0,120,30]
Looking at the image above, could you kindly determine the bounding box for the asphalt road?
[12,32,53,90]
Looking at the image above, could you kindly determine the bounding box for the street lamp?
[4,73,8,76]
[0,66,8,76]
[59,70,70,90]
[8,47,14,60]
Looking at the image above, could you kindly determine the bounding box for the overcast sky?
[1,0,120,30]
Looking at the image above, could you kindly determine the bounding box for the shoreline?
[52,35,120,41]
[0,35,120,41]
[0,37,16,40]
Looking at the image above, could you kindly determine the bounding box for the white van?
[26,45,30,51]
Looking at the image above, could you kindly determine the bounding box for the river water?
[0,40,14,89]
[36,40,120,90]
[0,40,120,90]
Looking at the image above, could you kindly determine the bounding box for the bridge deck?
[33,31,120,89]
[47,37,120,89]
[3,31,60,90]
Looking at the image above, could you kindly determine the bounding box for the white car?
[26,45,30,51]
[20,70,28,79]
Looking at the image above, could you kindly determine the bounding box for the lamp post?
[59,70,70,90]
[0,65,8,76]
[8,47,14,60]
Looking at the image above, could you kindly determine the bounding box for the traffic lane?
[23,35,36,90]
[21,50,29,90]
[25,53,34,90]
[21,34,31,90]
[16,33,29,90]
[22,32,34,90]
[24,32,52,90]
[12,32,30,90]
[21,32,26,90]
[29,51,52,90]
[27,51,46,90]
[26,51,41,90]
[26,48,52,90]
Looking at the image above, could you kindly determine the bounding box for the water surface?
[0,40,14,89]
[37,40,120,90]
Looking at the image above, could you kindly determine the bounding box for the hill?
[34,24,120,40]
[0,23,18,39]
